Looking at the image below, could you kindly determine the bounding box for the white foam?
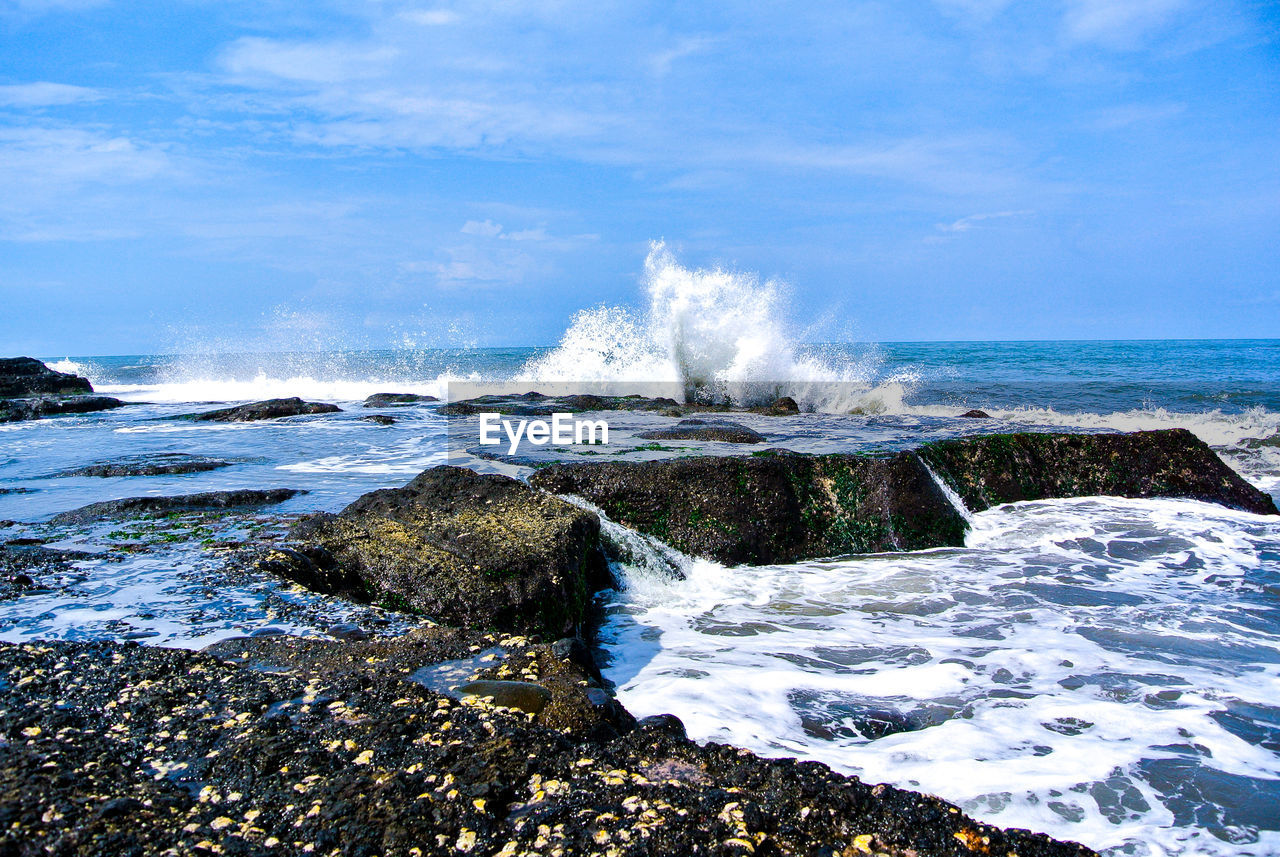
[517,243,889,410]
[47,357,88,376]
[600,497,1280,856]
[96,373,461,404]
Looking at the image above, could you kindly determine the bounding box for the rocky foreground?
[0,633,1093,857]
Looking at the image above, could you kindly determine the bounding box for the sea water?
[3,247,1279,854]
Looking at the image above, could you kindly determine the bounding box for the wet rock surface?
[439,391,807,418]
[262,466,609,638]
[921,428,1279,515]
[0,357,92,397]
[363,392,439,407]
[531,450,968,565]
[0,543,97,600]
[51,488,304,524]
[0,637,1094,857]
[362,414,396,425]
[959,409,991,419]
[1,395,126,423]
[54,454,233,478]
[637,418,766,444]
[752,395,800,415]
[439,392,682,417]
[178,397,342,422]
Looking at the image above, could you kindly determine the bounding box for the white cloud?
[741,135,1033,196]
[648,36,718,76]
[1092,102,1186,129]
[936,209,1033,233]
[400,9,460,26]
[1063,0,1186,47]
[220,38,399,84]
[461,218,504,236]
[0,126,169,187]
[932,0,1015,23]
[426,244,536,287]
[1,0,108,13]
[0,82,101,107]
[503,227,548,241]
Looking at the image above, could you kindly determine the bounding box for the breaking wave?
[517,242,910,411]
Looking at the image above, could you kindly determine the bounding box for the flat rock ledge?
[637,418,767,444]
[262,466,609,639]
[178,397,341,422]
[533,450,967,565]
[54,454,233,478]
[51,488,304,525]
[919,428,1278,515]
[0,636,1095,857]
[439,391,804,418]
[363,392,439,407]
[532,429,1276,565]
[1,395,126,423]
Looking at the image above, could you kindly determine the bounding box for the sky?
[0,0,1277,355]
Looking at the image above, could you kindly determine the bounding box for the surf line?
[478,412,610,455]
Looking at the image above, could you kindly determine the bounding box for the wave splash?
[518,243,906,411]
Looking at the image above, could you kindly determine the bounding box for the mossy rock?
[531,451,967,565]
[920,428,1278,515]
[269,466,609,638]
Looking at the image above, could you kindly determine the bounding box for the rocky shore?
[0,358,125,423]
[1,634,1094,857]
[6,402,1275,855]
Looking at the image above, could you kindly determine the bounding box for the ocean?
[2,254,1279,855]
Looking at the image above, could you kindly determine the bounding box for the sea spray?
[517,243,902,411]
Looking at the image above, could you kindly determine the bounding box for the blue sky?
[1,0,1277,355]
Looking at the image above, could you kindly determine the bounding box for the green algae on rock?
[530,429,1276,566]
[530,450,968,565]
[919,428,1278,516]
[264,466,610,638]
[177,397,341,422]
[50,488,304,524]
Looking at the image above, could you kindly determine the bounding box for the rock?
[456,679,552,713]
[757,395,801,415]
[361,414,396,425]
[325,622,371,642]
[921,429,1279,515]
[1243,433,1280,449]
[959,409,991,418]
[50,488,304,524]
[363,392,438,407]
[550,635,601,680]
[0,395,126,423]
[0,638,1096,857]
[534,430,1277,564]
[0,357,92,397]
[637,418,766,444]
[0,543,96,599]
[267,466,609,637]
[439,392,684,417]
[178,397,341,422]
[531,451,967,565]
[54,454,232,477]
